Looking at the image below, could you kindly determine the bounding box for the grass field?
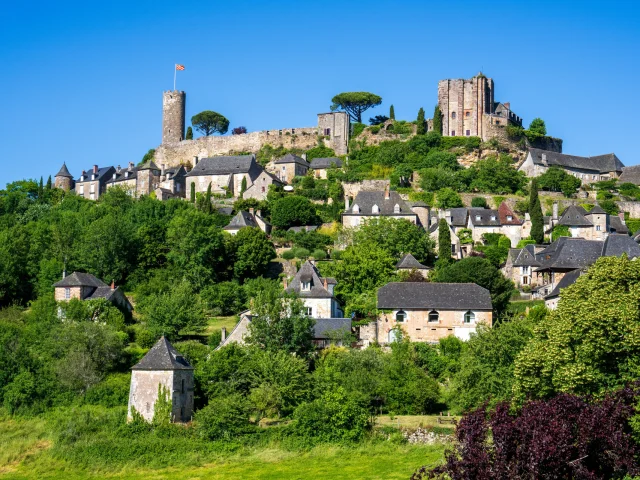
[205,316,239,335]
[0,414,446,479]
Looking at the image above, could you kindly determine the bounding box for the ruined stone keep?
[162,90,186,144]
[127,336,194,423]
[438,73,522,140]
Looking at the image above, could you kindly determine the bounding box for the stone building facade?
[269,153,311,183]
[127,337,194,423]
[184,155,262,197]
[437,73,522,140]
[53,271,132,312]
[74,165,116,200]
[54,163,74,191]
[317,112,350,155]
[243,170,283,200]
[162,90,186,144]
[285,260,343,318]
[342,188,428,228]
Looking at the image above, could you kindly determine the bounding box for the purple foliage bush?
[413,385,640,480]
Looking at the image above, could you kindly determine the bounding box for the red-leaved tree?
[232,126,247,135]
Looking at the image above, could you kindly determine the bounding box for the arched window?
[464,310,475,323]
[393,203,400,214]
[451,112,457,119]
[395,310,406,322]
[372,204,380,214]
[388,329,400,343]
[428,310,439,323]
[353,204,360,214]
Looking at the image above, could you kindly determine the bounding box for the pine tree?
[433,105,443,135]
[438,218,452,262]
[205,183,213,214]
[186,126,193,140]
[38,177,44,200]
[190,182,196,203]
[529,179,544,244]
[389,105,395,120]
[416,107,426,135]
[46,175,52,190]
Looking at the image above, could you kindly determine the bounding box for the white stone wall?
[127,370,174,422]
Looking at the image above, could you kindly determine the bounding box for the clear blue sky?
[1,0,639,186]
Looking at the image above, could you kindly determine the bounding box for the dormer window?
[394,203,400,214]
[92,174,96,181]
[395,310,406,322]
[352,204,360,214]
[475,215,481,221]
[302,281,311,291]
[507,215,513,221]
[490,215,496,221]
[372,204,380,214]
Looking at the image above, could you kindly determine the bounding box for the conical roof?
[587,205,607,215]
[132,336,193,371]
[396,253,428,270]
[55,162,73,178]
[138,160,160,171]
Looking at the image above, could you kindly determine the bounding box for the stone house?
[223,209,271,235]
[429,216,465,259]
[317,111,350,156]
[518,148,624,184]
[310,157,343,179]
[53,271,132,313]
[155,165,187,200]
[619,165,640,185]
[184,155,263,198]
[127,336,194,423]
[342,188,430,229]
[556,205,628,240]
[54,163,75,191]
[502,244,542,290]
[375,282,493,343]
[106,160,164,198]
[74,165,116,200]
[285,260,343,318]
[271,153,310,183]
[396,253,430,277]
[242,169,283,201]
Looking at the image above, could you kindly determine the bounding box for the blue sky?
[1,0,639,186]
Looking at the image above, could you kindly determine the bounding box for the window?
[451,130,456,136]
[393,203,400,214]
[261,186,265,193]
[372,204,380,214]
[176,184,181,192]
[475,215,481,221]
[522,266,530,274]
[282,166,286,171]
[522,276,529,285]
[324,128,331,135]
[395,310,406,322]
[79,185,84,195]
[465,111,471,117]
[507,215,513,221]
[596,225,601,231]
[464,310,475,323]
[90,193,95,200]
[90,184,95,193]
[495,120,500,125]
[181,379,185,394]
[490,215,496,221]
[352,204,360,213]
[428,310,439,323]
[451,112,456,119]
[64,288,70,299]
[304,307,312,316]
[302,281,311,291]
[466,130,470,136]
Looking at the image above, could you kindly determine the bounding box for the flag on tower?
[176,64,185,71]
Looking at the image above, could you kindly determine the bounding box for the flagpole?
[173,64,177,91]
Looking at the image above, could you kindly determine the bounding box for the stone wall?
[54,286,82,301]
[342,179,390,199]
[127,370,174,422]
[618,202,640,218]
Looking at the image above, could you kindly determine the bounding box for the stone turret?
[54,162,74,191]
[127,336,194,423]
[162,90,186,144]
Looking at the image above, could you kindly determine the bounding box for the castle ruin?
[162,91,186,144]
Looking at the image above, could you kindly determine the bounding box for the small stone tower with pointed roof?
[136,160,161,196]
[54,163,74,191]
[127,336,194,423]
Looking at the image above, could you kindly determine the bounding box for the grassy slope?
[0,415,446,480]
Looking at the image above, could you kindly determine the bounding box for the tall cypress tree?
[433,105,443,135]
[205,183,213,214]
[389,105,395,120]
[438,218,452,262]
[186,126,193,140]
[529,179,544,244]
[38,177,44,200]
[416,107,426,135]
[46,175,52,190]
[190,182,196,203]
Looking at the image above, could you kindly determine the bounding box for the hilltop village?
[3,72,640,478]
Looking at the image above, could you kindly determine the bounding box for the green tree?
[471,197,488,208]
[190,182,195,203]
[140,149,156,165]
[416,107,426,135]
[432,105,443,135]
[537,166,581,197]
[330,92,382,123]
[195,394,253,439]
[37,177,44,201]
[436,188,463,209]
[226,227,276,281]
[527,117,547,137]
[514,256,640,400]
[191,111,230,136]
[45,176,52,191]
[270,195,318,229]
[389,104,395,120]
[240,177,247,198]
[529,178,544,244]
[437,218,451,262]
[431,256,514,317]
[185,126,193,140]
[469,155,527,194]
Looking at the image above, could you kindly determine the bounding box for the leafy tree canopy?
[191,111,230,136]
[330,92,382,123]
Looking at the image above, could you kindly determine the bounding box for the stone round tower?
[162,90,186,144]
[54,162,75,191]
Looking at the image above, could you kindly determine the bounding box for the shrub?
[471,197,488,208]
[292,388,370,443]
[311,249,327,260]
[281,249,296,260]
[201,282,246,316]
[369,125,381,134]
[195,394,254,440]
[292,247,310,259]
[84,373,131,407]
[352,122,366,137]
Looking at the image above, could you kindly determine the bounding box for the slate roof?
[558,205,593,227]
[55,163,73,178]
[185,155,257,176]
[224,211,270,230]
[377,282,492,310]
[288,225,319,233]
[138,160,160,171]
[313,318,352,339]
[469,208,501,227]
[344,190,415,216]
[546,269,583,299]
[448,208,469,227]
[54,272,108,288]
[274,153,310,166]
[107,166,138,184]
[498,202,522,225]
[602,233,640,258]
[396,253,429,270]
[587,205,607,215]
[310,157,343,169]
[76,166,114,183]
[132,336,193,371]
[527,148,624,174]
[508,245,541,267]
[609,216,629,234]
[286,260,335,298]
[535,237,603,271]
[619,165,640,185]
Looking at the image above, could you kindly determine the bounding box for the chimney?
[93,165,98,174]
[445,209,452,224]
[193,156,199,167]
[283,277,288,289]
[62,270,66,279]
[384,186,390,200]
[504,102,510,110]
[249,207,254,216]
[221,327,227,342]
[541,153,548,166]
[128,162,134,170]
[256,209,261,217]
[117,165,121,173]
[323,278,328,290]
[301,153,307,161]
[619,212,626,224]
[161,164,166,176]
[345,195,350,211]
[552,202,559,221]
[110,280,115,290]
